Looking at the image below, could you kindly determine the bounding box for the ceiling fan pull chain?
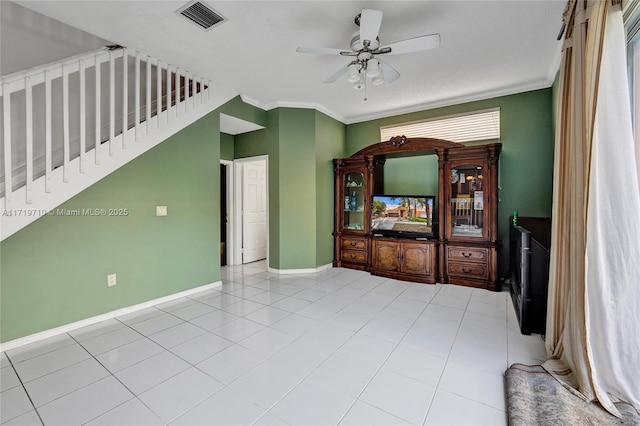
[364,78,368,101]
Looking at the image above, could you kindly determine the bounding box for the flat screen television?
[371,195,436,239]
[509,218,551,335]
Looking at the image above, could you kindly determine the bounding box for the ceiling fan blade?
[323,64,349,83]
[359,9,383,45]
[382,34,441,55]
[379,59,400,83]
[296,47,350,55]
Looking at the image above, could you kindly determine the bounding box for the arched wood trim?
[350,136,460,158]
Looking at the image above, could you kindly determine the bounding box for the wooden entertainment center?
[333,136,502,291]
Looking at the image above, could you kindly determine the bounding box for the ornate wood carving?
[389,135,408,147]
[350,137,459,158]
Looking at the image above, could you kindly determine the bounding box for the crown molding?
[239,94,347,123]
[240,77,555,127]
[239,94,265,110]
[275,101,347,123]
[343,80,555,125]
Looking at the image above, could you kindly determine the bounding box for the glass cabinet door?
[343,171,365,231]
[450,164,484,237]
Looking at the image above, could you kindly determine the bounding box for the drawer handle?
[350,242,358,246]
[462,268,472,273]
[462,252,472,258]
[350,254,358,259]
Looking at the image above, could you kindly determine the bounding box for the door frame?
[233,155,269,266]
[220,160,234,266]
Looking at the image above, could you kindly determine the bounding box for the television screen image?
[371,195,435,238]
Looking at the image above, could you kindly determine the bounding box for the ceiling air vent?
[177,1,225,31]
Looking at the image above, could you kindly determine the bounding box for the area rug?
[505,363,640,425]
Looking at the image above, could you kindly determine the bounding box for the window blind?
[380,109,500,143]
[625,0,640,42]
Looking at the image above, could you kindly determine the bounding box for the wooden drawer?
[447,246,488,263]
[447,261,489,280]
[341,250,367,264]
[342,237,367,250]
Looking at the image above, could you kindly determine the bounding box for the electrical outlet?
[156,205,167,216]
[107,274,117,287]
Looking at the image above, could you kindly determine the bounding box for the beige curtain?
[545,0,640,417]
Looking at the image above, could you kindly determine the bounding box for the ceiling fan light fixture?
[366,58,380,78]
[347,63,361,83]
[296,8,440,98]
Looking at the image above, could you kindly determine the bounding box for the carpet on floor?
[505,363,640,426]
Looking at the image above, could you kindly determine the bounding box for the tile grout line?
[65,332,168,426]
[3,352,46,425]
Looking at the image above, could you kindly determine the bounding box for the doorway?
[220,163,228,266]
[220,160,233,266]
[232,156,268,266]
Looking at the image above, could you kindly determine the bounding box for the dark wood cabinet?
[446,245,490,281]
[333,137,501,290]
[333,156,383,270]
[339,235,368,268]
[371,238,437,283]
[403,243,434,276]
[441,144,501,290]
[371,239,400,272]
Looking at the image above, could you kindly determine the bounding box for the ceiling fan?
[296,9,440,91]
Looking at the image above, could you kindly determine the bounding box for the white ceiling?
[13,1,565,124]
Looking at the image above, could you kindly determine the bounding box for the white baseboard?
[267,263,333,275]
[0,281,222,352]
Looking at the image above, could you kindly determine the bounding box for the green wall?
[235,108,346,270]
[219,96,268,128]
[347,89,555,277]
[1,111,221,342]
[220,132,234,161]
[384,156,439,195]
[315,111,347,266]
[277,109,317,269]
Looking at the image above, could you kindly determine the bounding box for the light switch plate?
[156,206,167,216]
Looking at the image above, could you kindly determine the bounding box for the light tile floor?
[1,261,547,425]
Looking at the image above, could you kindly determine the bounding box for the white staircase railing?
[1,47,215,240]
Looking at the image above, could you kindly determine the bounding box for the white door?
[242,160,267,263]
